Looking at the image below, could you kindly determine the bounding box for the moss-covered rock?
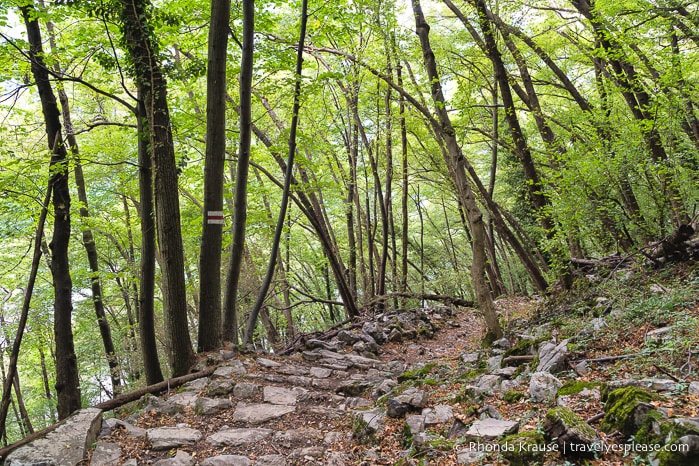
[499,431,547,466]
[650,418,699,465]
[503,390,525,403]
[544,406,601,458]
[398,363,437,383]
[600,386,659,436]
[558,380,601,396]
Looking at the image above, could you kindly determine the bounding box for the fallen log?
[0,419,67,460]
[368,292,474,308]
[94,366,215,411]
[0,366,216,460]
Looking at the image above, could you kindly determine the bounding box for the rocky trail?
[4,292,699,465]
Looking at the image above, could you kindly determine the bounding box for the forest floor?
[88,261,699,465]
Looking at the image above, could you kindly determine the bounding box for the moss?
[503,390,525,403]
[600,386,659,436]
[503,336,548,358]
[557,380,601,396]
[398,363,437,383]
[651,418,699,466]
[499,431,547,466]
[426,437,455,450]
[633,409,665,445]
[459,368,487,381]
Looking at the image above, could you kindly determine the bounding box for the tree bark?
[20,2,81,420]
[197,0,231,352]
[120,0,194,377]
[412,0,502,340]
[245,0,309,345]
[136,93,164,385]
[224,0,255,345]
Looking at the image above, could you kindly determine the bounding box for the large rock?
[544,407,601,458]
[600,386,659,435]
[231,403,295,424]
[536,339,569,373]
[6,408,103,466]
[255,455,287,466]
[353,408,385,444]
[529,372,561,403]
[393,387,429,408]
[233,382,259,399]
[147,426,203,450]
[207,428,273,446]
[194,397,233,415]
[466,418,519,440]
[263,386,299,405]
[90,442,121,466]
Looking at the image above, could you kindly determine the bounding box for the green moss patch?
[600,386,659,436]
[503,390,525,403]
[499,431,547,466]
[558,380,601,396]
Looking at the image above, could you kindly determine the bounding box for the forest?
[0,0,697,447]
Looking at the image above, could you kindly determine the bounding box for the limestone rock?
[601,386,659,435]
[194,397,233,415]
[529,372,562,403]
[690,382,699,396]
[147,427,202,450]
[207,428,273,446]
[206,379,236,397]
[423,405,454,425]
[456,448,487,464]
[90,442,121,466]
[309,366,332,378]
[475,374,502,396]
[405,414,426,435]
[263,386,299,405]
[6,408,103,466]
[255,454,287,466]
[536,339,569,373]
[233,382,259,399]
[153,450,194,466]
[394,387,429,408]
[256,357,281,368]
[199,455,251,466]
[544,406,601,458]
[466,418,519,440]
[231,403,295,424]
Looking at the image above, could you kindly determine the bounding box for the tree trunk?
[197,0,231,352]
[412,0,502,340]
[245,0,309,344]
[120,0,194,377]
[224,0,255,345]
[20,2,81,420]
[135,94,164,385]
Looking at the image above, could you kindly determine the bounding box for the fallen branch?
[368,292,474,308]
[94,366,215,411]
[652,364,681,382]
[0,419,67,460]
[502,355,535,364]
[586,413,604,424]
[574,354,639,364]
[0,367,216,460]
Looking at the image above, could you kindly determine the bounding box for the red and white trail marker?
[207,211,224,225]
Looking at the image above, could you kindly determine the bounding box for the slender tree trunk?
[136,94,164,385]
[197,0,231,351]
[412,0,502,339]
[20,2,81,420]
[245,0,309,344]
[224,0,255,345]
